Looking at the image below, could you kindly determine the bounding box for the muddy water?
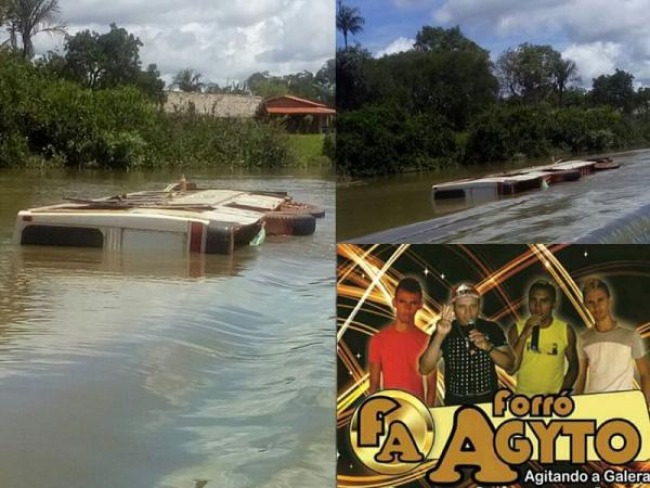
[338,150,650,243]
[0,167,335,488]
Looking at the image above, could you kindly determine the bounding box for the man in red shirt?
[368,277,436,406]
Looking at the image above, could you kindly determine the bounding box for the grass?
[288,134,330,166]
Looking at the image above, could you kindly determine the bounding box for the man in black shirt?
[419,283,514,406]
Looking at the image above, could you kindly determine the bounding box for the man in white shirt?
[575,278,650,404]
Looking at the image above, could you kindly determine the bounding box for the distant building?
[162,92,336,134]
[164,92,263,118]
[263,95,336,134]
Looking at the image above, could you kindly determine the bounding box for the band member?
[368,277,436,405]
[575,278,650,404]
[508,279,578,395]
[419,283,514,406]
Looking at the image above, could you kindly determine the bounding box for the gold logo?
[349,390,434,475]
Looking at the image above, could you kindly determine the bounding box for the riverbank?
[13,132,332,171]
[336,101,650,180]
[337,147,647,187]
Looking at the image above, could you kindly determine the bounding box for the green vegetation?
[44,23,166,104]
[336,105,455,177]
[0,52,298,169]
[0,3,334,170]
[336,2,650,179]
[245,61,335,107]
[289,134,331,166]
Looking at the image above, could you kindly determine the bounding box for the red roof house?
[263,95,335,133]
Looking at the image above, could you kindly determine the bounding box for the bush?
[465,105,551,164]
[152,114,295,169]
[0,132,30,167]
[0,55,295,170]
[93,131,148,169]
[323,132,335,161]
[547,106,631,153]
[336,105,456,178]
[336,105,405,177]
[465,104,638,164]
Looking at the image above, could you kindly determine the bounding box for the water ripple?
[0,170,335,488]
[359,151,650,244]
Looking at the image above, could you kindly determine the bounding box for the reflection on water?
[338,150,650,242]
[0,168,335,488]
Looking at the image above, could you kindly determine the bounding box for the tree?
[61,24,164,103]
[636,87,650,116]
[64,24,142,89]
[171,68,204,92]
[352,27,496,129]
[0,0,12,51]
[335,46,372,111]
[137,63,166,105]
[562,87,588,108]
[246,69,329,102]
[5,0,65,59]
[315,58,335,106]
[368,48,498,129]
[205,81,248,95]
[286,70,318,100]
[34,49,66,76]
[0,0,8,26]
[551,58,579,107]
[63,30,107,88]
[591,69,635,113]
[391,25,498,128]
[337,104,457,177]
[497,43,580,107]
[246,71,288,98]
[496,43,561,104]
[336,0,364,50]
[414,25,486,55]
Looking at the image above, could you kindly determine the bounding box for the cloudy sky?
[30,0,334,87]
[338,0,650,87]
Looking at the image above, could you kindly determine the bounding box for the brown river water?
[338,150,650,243]
[0,167,335,488]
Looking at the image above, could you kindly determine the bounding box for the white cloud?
[434,0,559,27]
[375,37,415,57]
[427,0,650,85]
[27,0,334,87]
[562,42,622,83]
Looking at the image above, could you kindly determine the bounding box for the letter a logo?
[350,390,434,475]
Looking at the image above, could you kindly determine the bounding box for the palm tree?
[336,0,364,50]
[172,69,205,92]
[6,0,66,59]
[552,58,579,107]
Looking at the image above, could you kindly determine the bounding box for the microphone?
[530,325,540,352]
[467,319,479,354]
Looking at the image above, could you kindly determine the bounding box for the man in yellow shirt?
[507,279,579,396]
